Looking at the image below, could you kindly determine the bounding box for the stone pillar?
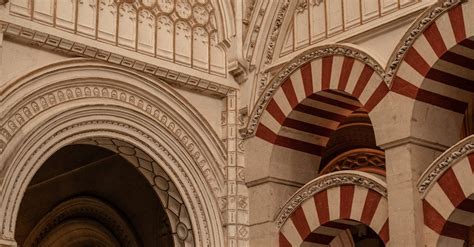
[245,137,304,246]
[382,139,445,247]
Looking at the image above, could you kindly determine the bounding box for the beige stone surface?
[1,0,473,246]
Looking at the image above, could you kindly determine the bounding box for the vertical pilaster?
[223,90,249,247]
[382,139,444,247]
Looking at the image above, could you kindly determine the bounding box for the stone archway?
[0,59,226,246]
[22,196,142,247]
[277,171,389,246]
[418,135,474,247]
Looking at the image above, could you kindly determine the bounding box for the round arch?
[243,45,388,184]
[418,135,474,247]
[276,171,389,246]
[387,0,474,147]
[0,59,226,246]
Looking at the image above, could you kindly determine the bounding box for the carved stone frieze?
[320,148,385,175]
[241,44,385,138]
[275,171,387,229]
[0,21,232,97]
[417,136,474,196]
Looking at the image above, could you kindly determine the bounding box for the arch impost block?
[274,170,387,229]
[417,135,474,197]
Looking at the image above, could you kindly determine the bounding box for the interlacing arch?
[418,135,474,247]
[277,171,389,246]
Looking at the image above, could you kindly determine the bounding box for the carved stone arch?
[243,45,388,183]
[23,196,141,247]
[243,44,387,138]
[0,58,226,246]
[417,135,474,247]
[383,0,474,147]
[276,171,389,246]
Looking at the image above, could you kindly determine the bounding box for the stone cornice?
[417,135,474,197]
[0,20,236,97]
[274,171,387,229]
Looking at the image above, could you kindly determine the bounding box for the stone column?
[381,138,445,247]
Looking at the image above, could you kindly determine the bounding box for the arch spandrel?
[0,59,226,246]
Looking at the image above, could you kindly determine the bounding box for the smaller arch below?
[418,135,474,247]
[22,196,141,247]
[276,171,389,247]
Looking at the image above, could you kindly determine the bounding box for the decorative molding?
[417,135,474,196]
[0,59,230,245]
[295,0,322,13]
[385,0,463,83]
[0,83,223,197]
[320,148,385,175]
[0,21,233,97]
[240,44,385,138]
[0,60,226,196]
[275,171,387,229]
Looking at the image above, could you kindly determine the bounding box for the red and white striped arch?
[392,1,474,115]
[277,171,389,246]
[418,136,474,247]
[256,53,388,159]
